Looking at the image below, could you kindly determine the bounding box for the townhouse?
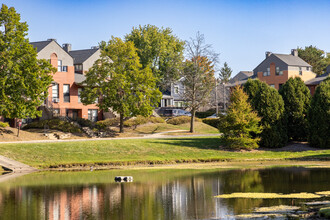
[30,39,102,122]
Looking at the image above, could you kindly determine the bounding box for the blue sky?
[3,0,330,76]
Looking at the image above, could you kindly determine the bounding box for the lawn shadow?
[260,142,321,152]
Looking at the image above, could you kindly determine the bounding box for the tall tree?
[244,79,287,148]
[308,77,330,148]
[218,86,262,150]
[125,24,185,90]
[0,4,55,122]
[279,77,311,141]
[81,37,162,133]
[298,45,328,75]
[219,62,232,83]
[182,32,218,133]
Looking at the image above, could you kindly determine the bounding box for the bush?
[195,109,216,118]
[124,116,165,128]
[167,116,201,125]
[23,118,81,133]
[96,118,120,129]
[202,118,219,128]
[75,117,95,128]
[218,86,262,150]
[244,79,287,148]
[279,77,311,141]
[0,122,9,128]
[308,78,330,148]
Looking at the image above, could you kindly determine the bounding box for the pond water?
[0,167,329,219]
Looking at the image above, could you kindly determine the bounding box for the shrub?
[124,116,165,128]
[23,118,81,133]
[279,77,311,141]
[244,79,287,148]
[196,109,216,118]
[0,122,9,128]
[167,116,201,125]
[75,117,95,128]
[218,86,262,150]
[308,78,330,148]
[202,118,219,128]
[96,118,120,129]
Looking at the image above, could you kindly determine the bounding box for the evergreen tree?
[279,77,311,141]
[308,78,330,148]
[0,4,55,121]
[219,62,232,83]
[244,79,287,148]
[81,37,162,133]
[218,86,262,150]
[298,46,328,75]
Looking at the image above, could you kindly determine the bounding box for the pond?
[0,167,329,219]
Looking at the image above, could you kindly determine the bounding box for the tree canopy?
[279,77,311,141]
[218,86,262,150]
[219,62,232,83]
[125,24,185,90]
[308,77,330,148]
[182,32,217,133]
[81,36,162,133]
[0,4,55,120]
[244,79,287,148]
[298,45,329,75]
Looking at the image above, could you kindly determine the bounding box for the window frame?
[63,84,70,103]
[57,60,62,72]
[52,84,59,99]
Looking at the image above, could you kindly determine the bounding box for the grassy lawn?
[0,136,329,169]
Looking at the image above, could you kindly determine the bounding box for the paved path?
[0,132,220,144]
[0,155,36,172]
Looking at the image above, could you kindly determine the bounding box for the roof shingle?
[69,48,99,64]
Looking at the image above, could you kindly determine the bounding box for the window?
[62,66,68,72]
[279,71,283,75]
[306,67,310,71]
[88,109,98,122]
[78,88,83,103]
[299,67,302,75]
[263,68,270,76]
[270,84,275,88]
[279,84,283,90]
[75,64,83,73]
[53,109,60,116]
[174,86,179,94]
[275,67,280,75]
[52,84,59,99]
[57,60,62,72]
[63,84,70,103]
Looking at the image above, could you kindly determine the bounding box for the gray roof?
[273,54,311,67]
[229,71,253,84]
[305,73,329,85]
[30,41,52,52]
[227,75,257,87]
[69,48,99,64]
[74,73,86,84]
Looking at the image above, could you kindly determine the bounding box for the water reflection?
[0,167,329,219]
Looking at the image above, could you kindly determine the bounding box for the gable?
[253,54,288,74]
[36,41,74,66]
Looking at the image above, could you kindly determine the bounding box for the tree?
[218,86,262,150]
[244,79,287,148]
[279,77,311,141]
[308,77,330,148]
[219,62,232,83]
[298,45,328,75]
[182,32,217,133]
[0,5,55,124]
[125,24,185,90]
[81,37,162,133]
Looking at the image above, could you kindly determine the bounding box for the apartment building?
[30,39,102,122]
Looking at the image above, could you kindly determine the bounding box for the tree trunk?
[17,126,20,137]
[190,110,195,133]
[119,113,124,133]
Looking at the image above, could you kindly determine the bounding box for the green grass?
[319,207,330,218]
[0,136,329,169]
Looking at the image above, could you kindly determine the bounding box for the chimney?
[62,43,72,52]
[265,51,272,58]
[47,38,57,42]
[291,49,298,56]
